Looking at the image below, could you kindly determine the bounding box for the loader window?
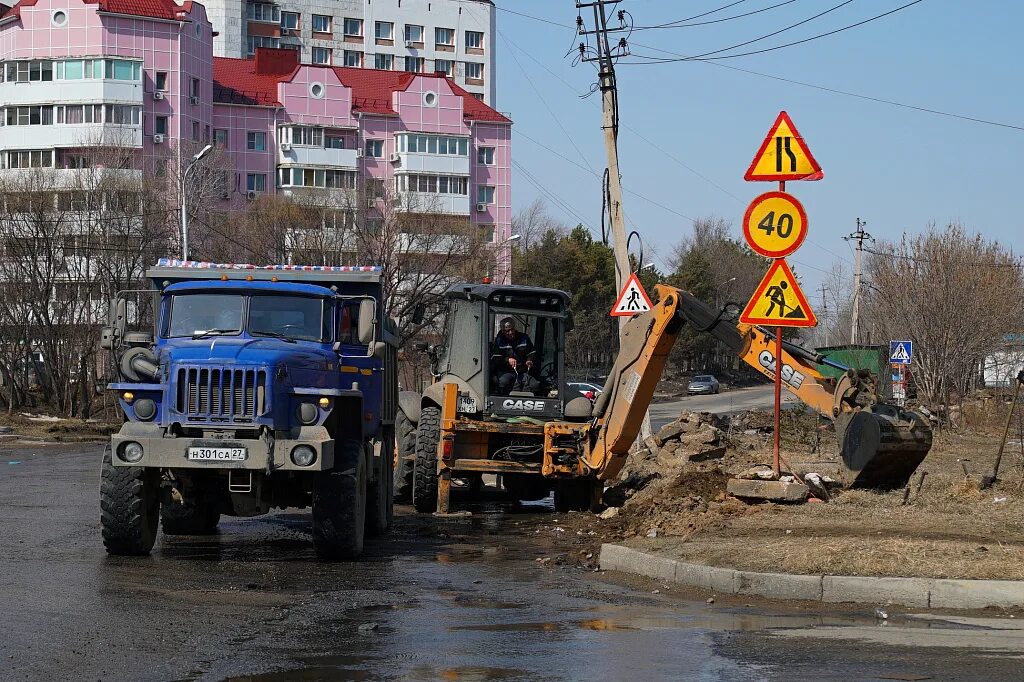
[489,312,559,396]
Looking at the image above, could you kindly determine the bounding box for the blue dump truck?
[99,259,398,559]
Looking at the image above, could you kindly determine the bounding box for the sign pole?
[773,178,785,479]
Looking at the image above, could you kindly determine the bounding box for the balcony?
[0,167,142,188]
[0,124,143,149]
[395,192,470,216]
[277,186,357,207]
[0,80,142,107]
[394,151,470,176]
[278,145,359,168]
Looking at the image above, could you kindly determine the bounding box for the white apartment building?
[207,0,496,104]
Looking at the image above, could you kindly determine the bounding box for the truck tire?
[393,408,416,503]
[100,445,159,556]
[312,439,366,560]
[160,473,221,535]
[553,480,592,513]
[366,431,394,536]
[412,405,440,513]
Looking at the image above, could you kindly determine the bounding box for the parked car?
[687,375,720,395]
[568,381,604,401]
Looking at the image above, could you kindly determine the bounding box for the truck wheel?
[412,405,440,513]
[393,408,416,503]
[160,473,222,535]
[366,431,394,536]
[312,439,366,560]
[100,445,159,556]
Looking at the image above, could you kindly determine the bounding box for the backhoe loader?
[399,283,933,514]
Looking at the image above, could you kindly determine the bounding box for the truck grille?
[175,367,268,422]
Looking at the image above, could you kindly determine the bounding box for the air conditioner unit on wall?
[189,95,200,105]
[246,190,257,200]
[220,191,230,200]
[405,40,415,48]
[389,152,401,163]
[153,133,165,143]
[153,91,165,100]
[280,142,291,151]
[476,203,487,212]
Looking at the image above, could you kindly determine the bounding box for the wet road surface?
[650,385,799,431]
[2,443,1023,681]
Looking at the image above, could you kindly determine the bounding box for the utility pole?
[844,218,872,345]
[577,0,631,337]
[818,283,829,346]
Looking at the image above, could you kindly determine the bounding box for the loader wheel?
[100,445,159,556]
[393,408,416,503]
[160,473,222,535]
[312,439,366,560]
[553,480,592,513]
[412,405,441,513]
[502,474,550,502]
[366,430,394,536]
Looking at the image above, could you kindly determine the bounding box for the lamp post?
[180,144,214,261]
[489,233,521,283]
[715,276,737,307]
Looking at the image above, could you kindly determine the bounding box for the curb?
[599,543,1024,610]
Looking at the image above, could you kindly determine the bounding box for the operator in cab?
[492,318,540,395]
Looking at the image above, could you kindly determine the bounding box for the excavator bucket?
[834,405,933,489]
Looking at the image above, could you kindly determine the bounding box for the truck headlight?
[297,402,318,425]
[290,445,317,467]
[133,398,156,421]
[120,441,144,463]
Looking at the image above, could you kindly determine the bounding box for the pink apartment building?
[0,0,512,277]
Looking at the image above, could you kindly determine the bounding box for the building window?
[312,14,332,34]
[343,17,362,37]
[471,93,484,101]
[190,77,200,98]
[312,47,331,65]
[404,56,423,73]
[398,133,469,156]
[7,150,53,168]
[325,133,346,149]
[5,106,54,126]
[280,11,299,30]
[480,225,496,242]
[247,174,267,192]
[247,131,266,151]
[247,35,280,55]
[155,116,168,135]
[404,24,423,44]
[278,167,357,189]
[375,21,393,40]
[374,54,393,70]
[246,3,279,22]
[435,27,454,47]
[477,147,495,165]
[56,104,102,124]
[466,31,484,50]
[288,126,324,147]
[477,185,495,204]
[465,62,483,81]
[343,50,362,67]
[214,128,228,148]
[364,139,383,158]
[103,104,140,125]
[398,174,468,195]
[192,121,200,140]
[434,59,454,77]
[4,60,53,82]
[155,71,168,91]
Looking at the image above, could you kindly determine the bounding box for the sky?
[492,0,1024,295]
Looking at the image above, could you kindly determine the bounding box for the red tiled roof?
[212,52,510,123]
[5,0,188,20]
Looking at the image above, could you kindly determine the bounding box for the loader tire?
[393,408,416,503]
[412,405,441,513]
[312,439,366,560]
[160,473,222,535]
[553,480,591,513]
[100,445,159,556]
[366,430,394,537]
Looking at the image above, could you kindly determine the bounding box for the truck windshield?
[168,294,243,338]
[249,295,329,342]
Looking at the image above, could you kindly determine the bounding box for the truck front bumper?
[110,422,335,472]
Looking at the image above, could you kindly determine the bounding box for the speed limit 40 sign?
[742,191,808,259]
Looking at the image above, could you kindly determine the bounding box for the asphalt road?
[3,443,1023,681]
[650,384,800,431]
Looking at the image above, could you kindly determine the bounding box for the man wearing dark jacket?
[492,318,540,395]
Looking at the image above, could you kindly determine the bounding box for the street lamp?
[180,144,214,261]
[487,234,521,283]
[715,276,737,308]
[641,261,656,271]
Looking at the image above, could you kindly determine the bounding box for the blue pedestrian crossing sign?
[889,340,913,365]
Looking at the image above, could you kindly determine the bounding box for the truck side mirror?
[104,299,127,349]
[411,303,426,325]
[357,299,376,346]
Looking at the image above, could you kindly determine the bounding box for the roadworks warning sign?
[740,259,817,328]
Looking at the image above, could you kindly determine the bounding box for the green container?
[814,344,892,400]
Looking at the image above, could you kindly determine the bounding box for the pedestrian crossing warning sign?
[610,273,654,317]
[744,111,824,182]
[740,259,817,328]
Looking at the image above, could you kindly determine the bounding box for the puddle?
[404,666,529,681]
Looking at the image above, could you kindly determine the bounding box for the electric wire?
[631,0,799,31]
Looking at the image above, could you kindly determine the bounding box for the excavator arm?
[582,285,932,488]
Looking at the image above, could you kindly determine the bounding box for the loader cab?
[434,284,572,420]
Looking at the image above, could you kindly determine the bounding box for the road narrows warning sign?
[610,273,653,317]
[744,111,823,182]
[739,259,817,328]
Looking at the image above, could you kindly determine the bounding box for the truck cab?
[100,260,398,560]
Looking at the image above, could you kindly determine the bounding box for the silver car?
[687,375,720,395]
[569,381,603,401]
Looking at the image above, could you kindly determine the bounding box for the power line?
[863,246,1024,269]
[626,1,927,63]
[493,5,568,28]
[631,1,799,30]
[653,0,751,26]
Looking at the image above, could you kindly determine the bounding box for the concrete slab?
[736,571,823,602]
[727,478,809,503]
[674,561,713,590]
[822,575,932,608]
[709,567,738,594]
[930,579,1024,609]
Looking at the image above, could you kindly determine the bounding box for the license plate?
[187,447,247,462]
[457,396,477,413]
